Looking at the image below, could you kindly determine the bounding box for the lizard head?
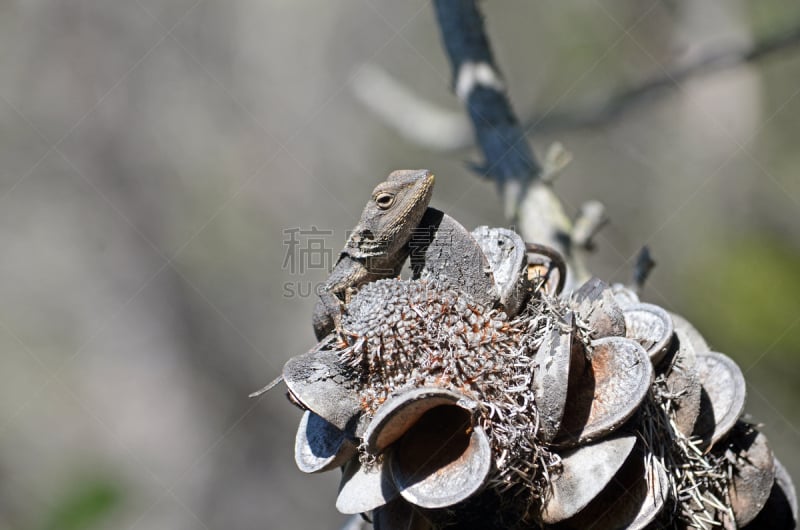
[348,169,435,258]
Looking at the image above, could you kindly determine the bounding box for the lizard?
[312,169,435,340]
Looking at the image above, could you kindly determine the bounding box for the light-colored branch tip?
[572,200,608,249]
[350,64,471,151]
[541,142,573,183]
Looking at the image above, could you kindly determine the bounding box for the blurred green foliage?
[745,0,800,38]
[39,479,119,530]
[682,234,800,366]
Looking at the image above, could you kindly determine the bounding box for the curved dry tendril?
[525,242,567,295]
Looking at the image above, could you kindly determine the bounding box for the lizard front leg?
[312,256,372,340]
[312,289,344,341]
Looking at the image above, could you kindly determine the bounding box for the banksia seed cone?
[277,217,796,530]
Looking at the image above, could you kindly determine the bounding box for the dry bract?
[554,336,653,446]
[295,411,356,473]
[531,317,572,443]
[389,409,492,508]
[540,435,637,524]
[670,312,712,354]
[623,303,674,365]
[558,449,669,529]
[745,458,799,528]
[659,326,703,437]
[726,424,775,526]
[693,352,747,448]
[337,454,399,514]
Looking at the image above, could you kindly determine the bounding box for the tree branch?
[432,0,590,289]
[432,0,540,194]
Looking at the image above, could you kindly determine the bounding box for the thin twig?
[524,21,800,133]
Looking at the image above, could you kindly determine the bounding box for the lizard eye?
[375,192,395,209]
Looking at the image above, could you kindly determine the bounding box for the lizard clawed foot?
[334,321,360,349]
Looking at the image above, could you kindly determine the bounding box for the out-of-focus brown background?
[0,1,798,529]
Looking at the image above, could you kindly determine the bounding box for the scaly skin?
[312,169,435,340]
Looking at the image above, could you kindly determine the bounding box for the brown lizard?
[312,169,435,340]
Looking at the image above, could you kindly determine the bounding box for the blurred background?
[0,1,798,528]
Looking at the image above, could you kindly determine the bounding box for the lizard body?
[312,169,435,339]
